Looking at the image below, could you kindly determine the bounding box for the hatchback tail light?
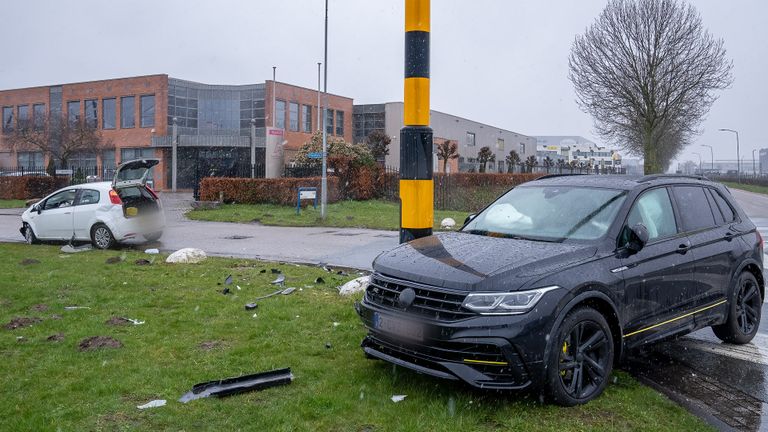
[145,185,159,200]
[109,189,123,205]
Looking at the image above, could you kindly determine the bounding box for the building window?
[496,138,504,151]
[140,95,155,128]
[326,109,334,134]
[335,110,344,136]
[17,152,43,169]
[121,96,135,128]
[275,100,286,129]
[67,101,80,125]
[102,98,116,129]
[520,143,526,154]
[2,106,14,133]
[17,105,29,130]
[302,105,312,132]
[33,104,46,130]
[288,102,299,132]
[84,100,98,128]
[466,132,476,147]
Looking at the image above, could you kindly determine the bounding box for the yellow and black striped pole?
[400,0,433,243]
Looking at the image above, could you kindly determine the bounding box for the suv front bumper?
[356,298,557,390]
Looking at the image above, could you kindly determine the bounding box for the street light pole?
[719,128,740,183]
[701,144,714,173]
[272,66,277,127]
[320,0,328,219]
[317,62,321,131]
[752,149,756,177]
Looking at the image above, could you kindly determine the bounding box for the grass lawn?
[0,199,26,209]
[0,243,708,431]
[187,200,469,231]
[721,181,768,195]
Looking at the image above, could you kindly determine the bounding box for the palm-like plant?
[543,156,554,172]
[525,155,538,172]
[477,146,496,173]
[505,150,520,173]
[436,139,458,173]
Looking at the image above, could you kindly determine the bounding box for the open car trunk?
[113,158,160,218]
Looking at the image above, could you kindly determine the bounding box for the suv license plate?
[373,313,424,341]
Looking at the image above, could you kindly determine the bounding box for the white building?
[534,136,622,169]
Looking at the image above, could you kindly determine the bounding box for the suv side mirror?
[625,223,649,253]
[464,214,477,226]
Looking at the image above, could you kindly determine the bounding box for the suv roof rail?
[638,174,709,182]
[534,173,588,180]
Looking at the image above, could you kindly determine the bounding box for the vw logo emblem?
[398,288,416,309]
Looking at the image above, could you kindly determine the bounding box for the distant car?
[20,159,164,249]
[357,174,763,406]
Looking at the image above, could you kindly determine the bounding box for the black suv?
[356,175,764,405]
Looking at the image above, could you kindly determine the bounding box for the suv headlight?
[461,286,560,315]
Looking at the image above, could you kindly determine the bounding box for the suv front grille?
[365,274,474,321]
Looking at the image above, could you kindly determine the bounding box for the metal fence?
[0,166,115,185]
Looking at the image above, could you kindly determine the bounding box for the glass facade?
[17,105,29,129]
[335,110,344,136]
[352,105,385,143]
[168,79,265,137]
[69,152,97,171]
[275,100,286,129]
[121,96,135,128]
[302,105,312,132]
[102,98,116,129]
[67,101,80,124]
[466,132,476,147]
[85,99,98,128]
[33,103,45,130]
[289,102,299,131]
[140,94,155,127]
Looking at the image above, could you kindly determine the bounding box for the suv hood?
[112,159,159,188]
[373,232,597,292]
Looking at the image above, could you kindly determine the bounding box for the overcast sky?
[2,1,765,169]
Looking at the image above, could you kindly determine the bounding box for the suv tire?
[546,306,614,406]
[91,223,116,250]
[713,271,762,344]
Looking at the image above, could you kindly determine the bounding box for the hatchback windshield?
[462,186,626,242]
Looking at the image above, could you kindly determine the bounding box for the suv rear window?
[710,188,736,222]
[672,186,716,232]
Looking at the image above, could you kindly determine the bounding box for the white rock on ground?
[338,275,370,296]
[440,217,456,229]
[165,248,207,264]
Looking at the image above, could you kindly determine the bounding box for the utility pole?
[317,62,322,131]
[400,0,433,243]
[320,0,329,219]
[272,67,277,127]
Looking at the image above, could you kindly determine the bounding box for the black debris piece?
[270,268,280,274]
[315,277,326,284]
[325,342,332,349]
[259,269,267,273]
[179,368,293,403]
[221,288,231,295]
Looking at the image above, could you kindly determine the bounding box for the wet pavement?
[627,188,768,432]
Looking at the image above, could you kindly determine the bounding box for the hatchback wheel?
[91,224,116,250]
[713,272,762,344]
[24,224,38,245]
[546,307,614,406]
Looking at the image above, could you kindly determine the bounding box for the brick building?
[0,75,353,190]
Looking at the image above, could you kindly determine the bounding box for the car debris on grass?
[179,368,293,403]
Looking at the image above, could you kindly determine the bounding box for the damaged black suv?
[356,175,764,405]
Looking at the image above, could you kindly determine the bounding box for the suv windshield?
[462,185,626,242]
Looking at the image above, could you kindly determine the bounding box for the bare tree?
[436,139,458,173]
[7,115,110,168]
[569,0,732,173]
[477,146,495,173]
[505,149,520,173]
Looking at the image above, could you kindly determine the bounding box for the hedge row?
[0,176,69,200]
[199,177,340,205]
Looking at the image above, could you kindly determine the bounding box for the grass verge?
[186,200,468,231]
[0,243,709,431]
[0,199,26,209]
[721,181,768,195]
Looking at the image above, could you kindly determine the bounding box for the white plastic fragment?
[124,318,145,325]
[64,306,91,310]
[61,244,93,253]
[440,218,456,229]
[166,248,207,264]
[391,395,407,403]
[137,399,167,410]
[338,276,370,296]
[144,248,159,254]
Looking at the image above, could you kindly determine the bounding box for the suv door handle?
[676,243,690,254]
